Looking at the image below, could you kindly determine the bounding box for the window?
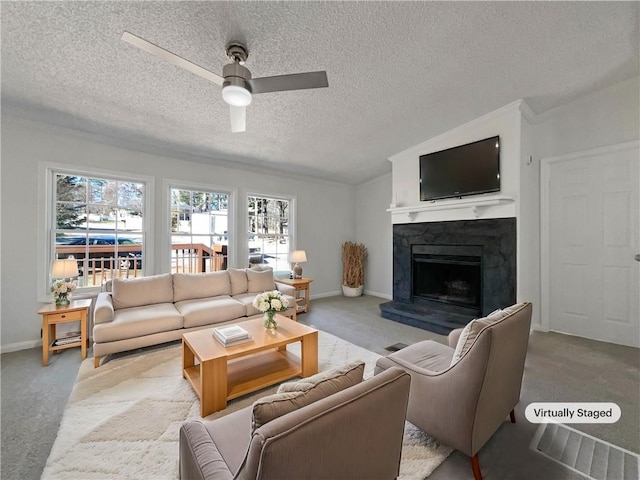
[52,173,146,288]
[247,195,291,271]
[170,188,229,272]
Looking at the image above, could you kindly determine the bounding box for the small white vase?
[342,285,363,297]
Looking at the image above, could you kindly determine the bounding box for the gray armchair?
[179,366,411,480]
[374,302,533,480]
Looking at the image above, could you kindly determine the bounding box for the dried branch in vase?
[342,241,367,287]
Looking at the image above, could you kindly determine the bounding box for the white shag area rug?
[42,331,452,479]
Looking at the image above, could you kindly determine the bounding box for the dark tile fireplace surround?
[380,218,516,335]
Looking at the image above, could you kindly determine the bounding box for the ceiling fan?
[121,31,329,133]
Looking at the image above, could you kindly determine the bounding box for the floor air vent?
[531,422,639,480]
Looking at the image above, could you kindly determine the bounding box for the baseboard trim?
[1,339,41,354]
[364,290,392,300]
[311,291,342,299]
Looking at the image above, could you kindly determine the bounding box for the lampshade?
[52,259,79,279]
[289,250,307,263]
[222,85,252,107]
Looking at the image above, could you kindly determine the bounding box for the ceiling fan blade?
[229,105,246,133]
[121,31,224,87]
[248,71,328,94]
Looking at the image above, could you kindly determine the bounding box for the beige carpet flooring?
[41,330,452,479]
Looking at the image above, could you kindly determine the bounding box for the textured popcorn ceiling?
[1,2,638,184]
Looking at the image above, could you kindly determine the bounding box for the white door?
[547,143,639,347]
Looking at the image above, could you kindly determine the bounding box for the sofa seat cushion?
[93,303,183,343]
[173,271,231,302]
[175,296,246,329]
[376,340,454,375]
[233,292,297,316]
[112,273,173,310]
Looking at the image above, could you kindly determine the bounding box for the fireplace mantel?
[387,195,515,220]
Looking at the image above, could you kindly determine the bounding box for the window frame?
[165,179,236,273]
[245,191,296,271]
[39,162,154,301]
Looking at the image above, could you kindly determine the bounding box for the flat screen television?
[419,135,500,201]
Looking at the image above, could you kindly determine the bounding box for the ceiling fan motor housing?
[222,62,252,92]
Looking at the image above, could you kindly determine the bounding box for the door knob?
[635,254,640,262]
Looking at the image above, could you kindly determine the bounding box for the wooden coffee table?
[182,315,318,416]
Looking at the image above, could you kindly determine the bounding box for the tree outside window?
[170,188,229,272]
[247,195,290,271]
[54,173,145,287]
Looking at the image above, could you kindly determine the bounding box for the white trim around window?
[38,161,154,302]
[162,179,237,273]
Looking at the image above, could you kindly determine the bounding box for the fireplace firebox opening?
[412,253,482,314]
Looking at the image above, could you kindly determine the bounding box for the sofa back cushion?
[251,361,364,432]
[172,271,231,302]
[112,273,173,310]
[246,268,275,293]
[228,269,248,295]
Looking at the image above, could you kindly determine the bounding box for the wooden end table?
[182,315,318,417]
[39,298,91,366]
[274,277,313,314]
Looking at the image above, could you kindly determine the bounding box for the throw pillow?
[450,318,493,366]
[246,268,275,293]
[251,360,365,432]
[228,269,248,295]
[449,304,524,366]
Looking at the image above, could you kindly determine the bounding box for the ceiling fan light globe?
[222,85,252,107]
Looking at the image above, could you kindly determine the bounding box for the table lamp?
[289,250,307,279]
[52,258,79,280]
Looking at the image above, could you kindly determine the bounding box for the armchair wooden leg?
[510,409,516,423]
[94,356,100,368]
[471,454,482,480]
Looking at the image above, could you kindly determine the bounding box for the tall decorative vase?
[263,311,278,330]
[55,293,70,306]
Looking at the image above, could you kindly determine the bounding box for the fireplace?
[380,218,516,334]
[412,245,482,315]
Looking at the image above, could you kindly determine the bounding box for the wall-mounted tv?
[419,135,500,201]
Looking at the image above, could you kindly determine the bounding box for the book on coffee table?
[212,325,252,346]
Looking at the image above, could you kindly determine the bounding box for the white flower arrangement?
[252,290,289,313]
[51,280,77,299]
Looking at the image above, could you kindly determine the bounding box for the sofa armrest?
[275,283,295,297]
[94,292,115,325]
[448,328,464,348]
[179,421,233,480]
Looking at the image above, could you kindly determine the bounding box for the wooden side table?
[274,277,313,314]
[38,298,91,366]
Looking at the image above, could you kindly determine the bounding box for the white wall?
[355,173,392,298]
[1,117,355,351]
[534,76,639,160]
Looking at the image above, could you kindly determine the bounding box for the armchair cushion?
[277,360,364,394]
[251,360,364,432]
[450,305,522,365]
[450,318,493,365]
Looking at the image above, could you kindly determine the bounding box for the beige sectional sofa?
[92,268,296,367]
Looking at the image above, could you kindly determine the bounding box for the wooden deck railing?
[55,243,227,287]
